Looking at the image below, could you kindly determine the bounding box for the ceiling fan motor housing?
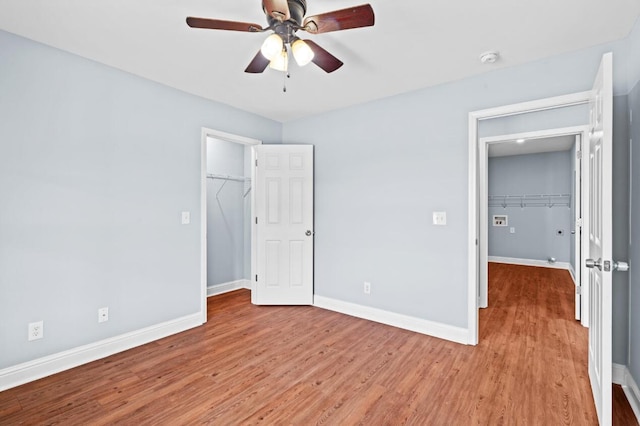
[265,0,307,28]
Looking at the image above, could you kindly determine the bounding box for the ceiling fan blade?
[245,51,270,73]
[186,17,263,32]
[303,4,374,34]
[303,40,343,73]
[262,0,291,21]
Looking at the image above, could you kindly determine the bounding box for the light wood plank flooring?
[0,263,637,424]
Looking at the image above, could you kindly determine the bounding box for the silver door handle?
[614,261,629,272]
[585,258,602,270]
[305,230,314,236]
[586,258,630,272]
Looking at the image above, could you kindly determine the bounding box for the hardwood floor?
[1,263,637,424]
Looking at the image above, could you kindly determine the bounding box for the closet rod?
[207,173,249,182]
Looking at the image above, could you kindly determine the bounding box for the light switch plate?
[433,211,447,225]
[181,211,190,225]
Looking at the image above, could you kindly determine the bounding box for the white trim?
[0,313,201,392]
[314,296,470,345]
[468,113,479,344]
[613,363,640,422]
[472,91,591,121]
[207,279,251,297]
[200,130,208,324]
[613,363,627,384]
[468,92,592,345]
[200,128,261,324]
[488,256,573,271]
[567,264,577,286]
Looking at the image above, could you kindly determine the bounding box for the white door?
[586,52,613,425]
[252,145,314,305]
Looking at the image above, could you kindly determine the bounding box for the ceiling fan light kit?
[269,48,289,71]
[291,39,314,66]
[186,0,375,75]
[261,33,284,60]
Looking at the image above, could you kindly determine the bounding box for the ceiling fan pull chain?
[282,46,291,93]
[283,67,287,92]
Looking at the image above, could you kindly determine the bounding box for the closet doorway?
[478,126,589,323]
[199,128,261,322]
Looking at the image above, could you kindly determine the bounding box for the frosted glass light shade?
[291,39,314,66]
[269,49,288,71]
[261,34,283,60]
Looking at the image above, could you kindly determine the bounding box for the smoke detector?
[480,51,500,64]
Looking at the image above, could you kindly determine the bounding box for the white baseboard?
[0,312,202,392]
[613,363,640,422]
[489,256,573,271]
[207,279,251,297]
[568,265,577,286]
[613,363,627,384]
[313,296,470,345]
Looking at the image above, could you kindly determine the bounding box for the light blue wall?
[206,138,247,286]
[488,151,572,263]
[0,30,281,369]
[612,95,630,365]
[283,36,632,330]
[628,54,640,388]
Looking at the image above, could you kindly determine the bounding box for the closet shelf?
[488,193,571,208]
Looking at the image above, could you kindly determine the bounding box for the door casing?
[468,91,592,344]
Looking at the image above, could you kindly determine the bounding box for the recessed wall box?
[493,215,508,226]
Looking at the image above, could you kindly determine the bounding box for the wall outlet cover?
[433,212,447,225]
[28,321,44,341]
[98,307,109,323]
[181,211,191,225]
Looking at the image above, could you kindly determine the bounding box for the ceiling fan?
[186,0,375,74]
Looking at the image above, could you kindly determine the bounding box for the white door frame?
[478,125,590,324]
[467,91,591,344]
[200,127,261,323]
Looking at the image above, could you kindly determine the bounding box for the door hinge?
[255,274,258,282]
[576,218,583,227]
[576,286,582,295]
[255,217,258,224]
[576,150,582,159]
[255,159,258,167]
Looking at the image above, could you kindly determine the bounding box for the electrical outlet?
[28,321,43,341]
[432,212,447,226]
[364,281,371,294]
[98,307,109,323]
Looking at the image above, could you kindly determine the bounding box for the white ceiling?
[1,1,639,122]
[488,135,575,157]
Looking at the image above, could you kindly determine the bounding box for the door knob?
[614,261,629,272]
[586,258,630,272]
[305,230,313,236]
[585,258,602,270]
